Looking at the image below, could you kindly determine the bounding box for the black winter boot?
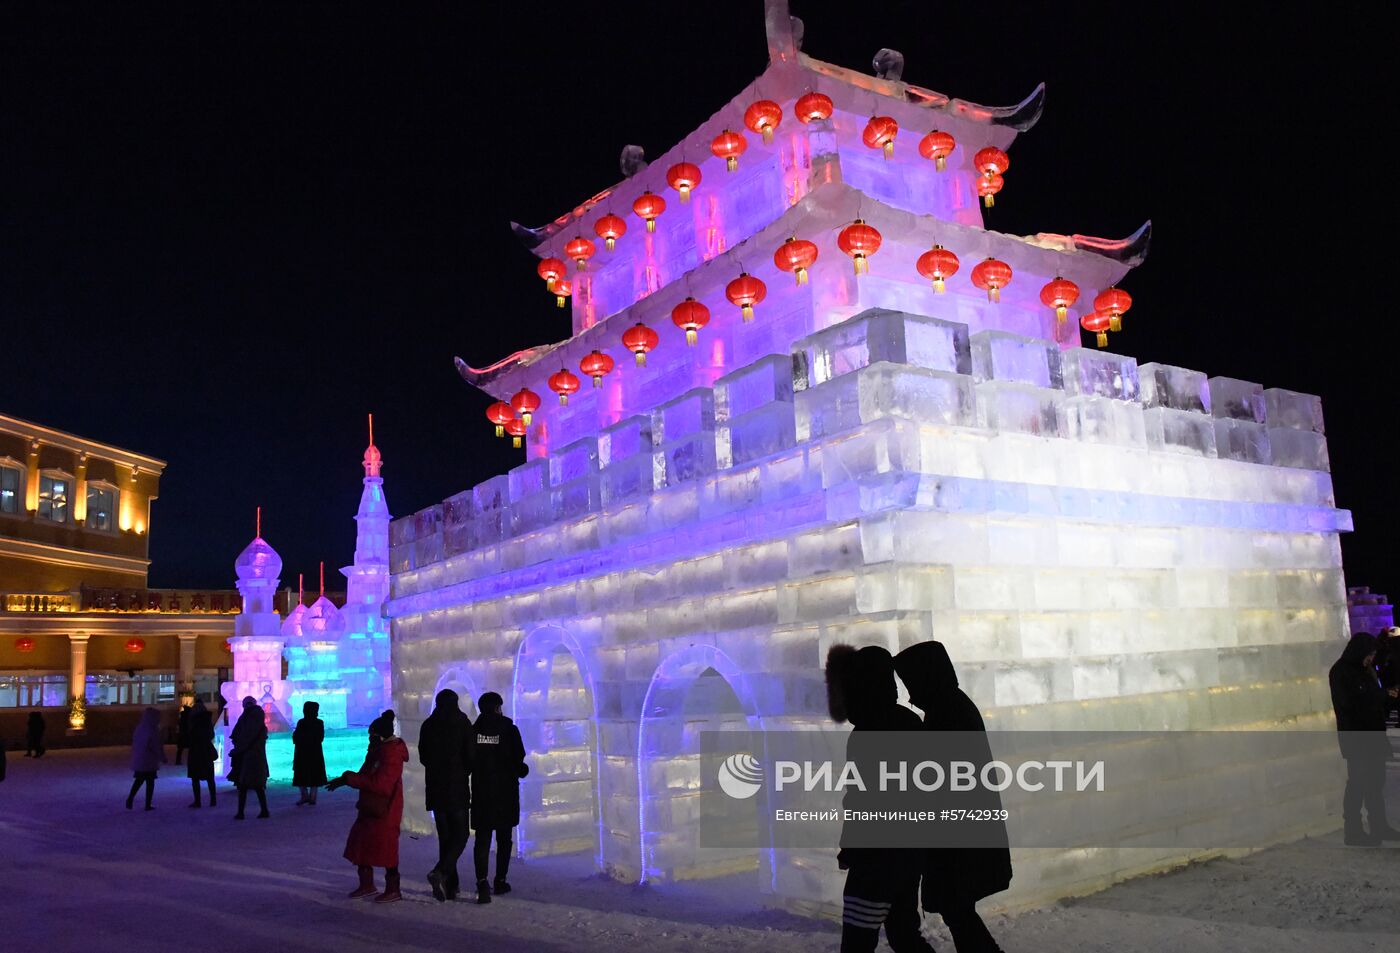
[476,879,492,904]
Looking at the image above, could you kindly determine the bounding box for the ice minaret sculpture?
[222,508,291,730]
[287,562,350,728]
[339,414,392,725]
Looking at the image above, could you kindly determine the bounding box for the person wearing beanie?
[468,691,527,904]
[330,710,408,902]
[1330,632,1399,845]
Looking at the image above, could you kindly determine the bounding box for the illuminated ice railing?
[391,307,1337,584]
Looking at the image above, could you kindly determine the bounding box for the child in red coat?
[330,709,407,902]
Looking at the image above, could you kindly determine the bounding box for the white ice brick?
[1214,419,1272,464]
[792,307,970,387]
[549,436,599,487]
[795,362,976,440]
[598,415,654,468]
[1061,394,1147,447]
[976,380,1063,436]
[717,402,797,469]
[1060,348,1140,401]
[1263,388,1325,433]
[713,354,796,421]
[652,387,715,444]
[1144,407,1218,457]
[969,329,1061,388]
[1267,428,1330,471]
[508,458,549,502]
[1139,363,1210,414]
[1208,377,1266,423]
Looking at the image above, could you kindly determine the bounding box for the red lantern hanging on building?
[977,173,1004,207]
[1094,287,1133,332]
[795,91,834,123]
[711,129,748,172]
[510,388,541,427]
[548,368,582,405]
[918,130,957,171]
[579,349,615,387]
[594,213,627,252]
[504,418,527,448]
[666,162,702,202]
[536,257,566,291]
[622,322,660,366]
[837,220,882,275]
[671,297,711,346]
[1081,310,1112,348]
[486,401,514,437]
[565,236,595,270]
[726,272,767,321]
[773,237,819,286]
[916,245,960,293]
[553,278,572,309]
[973,146,1010,177]
[971,258,1013,303]
[125,637,146,654]
[14,637,35,653]
[862,116,898,158]
[633,190,666,232]
[744,99,782,144]
[1039,277,1080,324]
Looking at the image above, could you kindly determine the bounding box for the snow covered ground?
[1,746,1396,952]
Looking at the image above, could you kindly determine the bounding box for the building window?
[0,674,68,708]
[38,472,71,523]
[84,672,177,706]
[86,484,117,532]
[0,463,20,514]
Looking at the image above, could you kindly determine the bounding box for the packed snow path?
[2,747,1396,952]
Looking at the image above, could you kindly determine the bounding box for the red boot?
[348,865,377,899]
[375,868,402,904]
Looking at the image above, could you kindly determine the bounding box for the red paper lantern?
[795,91,834,123]
[837,220,882,275]
[973,146,1010,177]
[594,213,627,252]
[553,278,572,309]
[773,237,819,286]
[1094,287,1133,332]
[486,401,515,437]
[916,245,960,293]
[125,637,146,654]
[862,116,898,158]
[14,637,35,653]
[671,297,711,346]
[548,368,582,405]
[971,258,1013,303]
[536,257,566,291]
[504,418,527,448]
[565,235,595,270]
[726,272,767,321]
[977,173,1004,207]
[744,99,782,144]
[666,162,702,202]
[711,129,748,172]
[579,349,615,388]
[1081,310,1112,348]
[918,130,957,171]
[1040,277,1081,324]
[622,322,660,366]
[510,388,541,427]
[633,190,666,233]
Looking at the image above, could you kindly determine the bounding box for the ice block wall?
[389,305,1350,908]
[1346,586,1394,635]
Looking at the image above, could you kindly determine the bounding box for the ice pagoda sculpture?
[389,0,1352,910]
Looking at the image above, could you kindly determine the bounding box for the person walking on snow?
[186,701,218,808]
[228,697,271,819]
[418,688,473,902]
[126,707,167,811]
[293,700,328,806]
[469,691,528,904]
[331,709,407,903]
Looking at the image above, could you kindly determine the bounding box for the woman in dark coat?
[469,692,527,904]
[893,641,1010,953]
[293,700,327,806]
[331,709,407,903]
[186,702,218,807]
[25,711,46,757]
[126,707,166,811]
[228,696,270,819]
[1330,632,1398,844]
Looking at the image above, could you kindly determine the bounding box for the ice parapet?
[970,330,1062,388]
[1143,407,1218,457]
[652,389,718,488]
[599,415,656,505]
[1214,419,1272,465]
[550,436,601,521]
[1061,394,1146,447]
[1209,377,1267,424]
[1060,348,1140,401]
[793,308,971,388]
[795,363,977,440]
[1268,428,1330,471]
[1264,388,1325,433]
[714,356,797,469]
[1139,363,1210,414]
[976,381,1063,437]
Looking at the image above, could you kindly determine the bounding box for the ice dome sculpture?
[302,594,346,643]
[281,600,307,640]
[234,536,282,583]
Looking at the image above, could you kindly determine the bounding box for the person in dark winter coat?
[330,709,407,903]
[469,691,527,904]
[228,696,271,819]
[126,707,167,811]
[1,732,8,782]
[826,644,934,953]
[186,702,218,807]
[25,711,46,757]
[894,640,1011,953]
[175,703,192,765]
[418,688,473,902]
[1330,632,1398,845]
[293,701,328,806]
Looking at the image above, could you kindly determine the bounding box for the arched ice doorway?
[511,625,602,867]
[430,667,480,720]
[637,644,770,884]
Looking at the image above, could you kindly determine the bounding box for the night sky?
[2,2,1392,599]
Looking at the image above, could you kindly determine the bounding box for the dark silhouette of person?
[469,691,527,904]
[293,701,328,806]
[228,696,270,819]
[330,709,407,903]
[1330,632,1398,844]
[175,702,192,765]
[418,688,474,902]
[25,711,46,757]
[825,644,934,953]
[1378,628,1400,725]
[1,731,8,782]
[186,701,218,808]
[126,707,167,811]
[894,640,1011,953]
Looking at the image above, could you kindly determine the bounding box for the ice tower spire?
[363,413,382,478]
[340,415,392,725]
